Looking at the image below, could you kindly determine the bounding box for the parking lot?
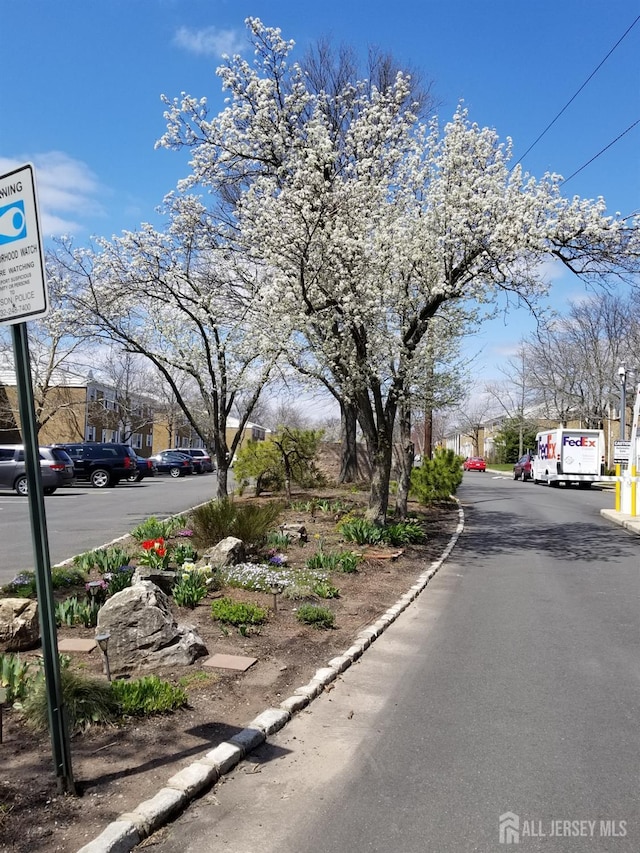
[0,474,220,586]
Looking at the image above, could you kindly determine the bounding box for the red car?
[463,456,486,472]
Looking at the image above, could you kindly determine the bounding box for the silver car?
[0,445,75,495]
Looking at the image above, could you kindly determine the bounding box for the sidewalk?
[600,508,640,536]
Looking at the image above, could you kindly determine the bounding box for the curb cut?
[76,502,465,853]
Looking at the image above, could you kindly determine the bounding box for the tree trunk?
[423,407,433,460]
[394,402,413,519]
[339,401,360,483]
[365,437,394,526]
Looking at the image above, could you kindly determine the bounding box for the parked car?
[175,447,214,473]
[50,442,138,488]
[150,450,194,478]
[463,456,486,472]
[161,449,206,475]
[0,445,75,495]
[513,452,535,481]
[125,455,157,483]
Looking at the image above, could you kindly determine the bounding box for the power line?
[514,14,640,167]
[561,117,640,186]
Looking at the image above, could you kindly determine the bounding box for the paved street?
[150,474,640,852]
[0,474,221,585]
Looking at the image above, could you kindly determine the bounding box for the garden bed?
[0,489,459,853]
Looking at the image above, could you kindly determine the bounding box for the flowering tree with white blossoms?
[158,19,638,524]
[51,203,276,497]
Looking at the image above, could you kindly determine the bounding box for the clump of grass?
[295,604,335,629]
[130,515,187,543]
[338,518,385,545]
[111,676,188,716]
[190,498,284,547]
[22,667,120,735]
[339,518,423,546]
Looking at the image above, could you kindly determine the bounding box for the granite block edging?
[75,499,464,853]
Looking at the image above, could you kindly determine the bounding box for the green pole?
[11,322,75,794]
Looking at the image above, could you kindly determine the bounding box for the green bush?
[172,571,209,609]
[191,498,284,546]
[111,675,188,716]
[410,448,464,504]
[22,666,120,734]
[295,604,335,629]
[211,597,268,626]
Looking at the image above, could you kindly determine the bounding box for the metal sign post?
[1,163,74,793]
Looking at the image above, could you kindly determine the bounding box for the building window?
[86,426,96,441]
[101,429,107,442]
[146,434,153,447]
[132,433,142,449]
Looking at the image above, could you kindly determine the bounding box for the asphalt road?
[0,474,221,585]
[151,473,640,852]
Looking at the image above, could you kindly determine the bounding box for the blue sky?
[1,0,638,390]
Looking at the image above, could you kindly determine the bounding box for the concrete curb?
[600,508,640,536]
[76,503,466,853]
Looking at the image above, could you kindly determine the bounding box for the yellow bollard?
[632,465,637,517]
[615,464,621,512]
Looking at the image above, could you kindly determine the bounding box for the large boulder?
[205,536,245,567]
[0,598,40,651]
[96,581,207,673]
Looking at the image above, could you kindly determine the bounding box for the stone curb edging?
[76,501,465,853]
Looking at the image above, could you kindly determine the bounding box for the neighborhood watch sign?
[0,163,49,325]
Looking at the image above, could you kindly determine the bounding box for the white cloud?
[0,152,104,236]
[174,25,244,58]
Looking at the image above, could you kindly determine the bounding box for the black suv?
[50,442,138,488]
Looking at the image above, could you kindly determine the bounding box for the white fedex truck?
[532,427,605,488]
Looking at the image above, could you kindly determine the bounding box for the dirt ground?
[0,489,460,853]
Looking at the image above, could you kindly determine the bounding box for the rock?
[280,523,308,543]
[131,568,178,595]
[0,598,40,651]
[205,537,245,567]
[96,582,207,673]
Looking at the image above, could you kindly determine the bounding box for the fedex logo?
[538,434,556,460]
[563,436,596,448]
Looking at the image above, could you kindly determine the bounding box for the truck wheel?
[90,468,111,488]
[43,487,57,495]
[578,482,592,490]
